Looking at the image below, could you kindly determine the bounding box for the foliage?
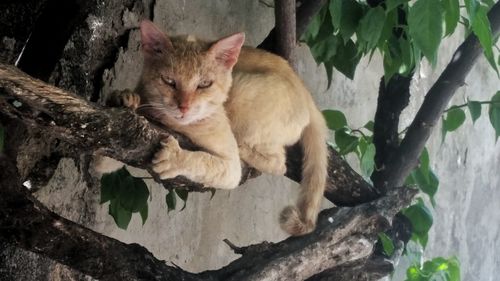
[303,0,499,84]
[379,232,396,256]
[405,255,461,281]
[100,167,149,229]
[442,94,500,141]
[100,166,190,229]
[323,108,449,277]
[489,91,500,140]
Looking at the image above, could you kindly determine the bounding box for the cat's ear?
[208,32,245,69]
[140,20,173,59]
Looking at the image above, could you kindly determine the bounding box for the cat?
[101,20,328,236]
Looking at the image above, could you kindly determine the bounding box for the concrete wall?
[29,0,499,280]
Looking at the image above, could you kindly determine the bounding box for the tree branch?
[0,157,202,281]
[378,1,500,191]
[0,63,377,204]
[371,74,412,190]
[258,0,327,52]
[274,0,297,69]
[0,152,416,280]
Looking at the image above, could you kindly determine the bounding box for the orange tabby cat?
[103,20,328,236]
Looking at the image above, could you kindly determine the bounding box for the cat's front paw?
[152,136,183,179]
[108,89,141,110]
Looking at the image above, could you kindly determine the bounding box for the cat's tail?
[280,102,328,236]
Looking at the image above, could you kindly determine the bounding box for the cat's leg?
[152,136,242,189]
[239,143,286,175]
[106,89,141,110]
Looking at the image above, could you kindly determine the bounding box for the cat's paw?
[108,89,141,110]
[152,136,183,179]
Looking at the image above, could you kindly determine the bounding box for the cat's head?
[138,20,245,125]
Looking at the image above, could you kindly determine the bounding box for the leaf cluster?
[323,109,376,178]
[303,0,499,85]
[442,91,500,141]
[405,256,461,281]
[100,167,149,229]
[100,166,192,229]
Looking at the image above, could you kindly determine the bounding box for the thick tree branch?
[0,152,416,281]
[378,1,500,191]
[371,74,412,190]
[0,63,377,204]
[0,157,201,281]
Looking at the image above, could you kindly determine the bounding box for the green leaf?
[442,0,460,36]
[324,58,335,88]
[357,6,386,50]
[329,0,342,29]
[330,0,364,41]
[363,121,374,132]
[408,0,443,65]
[447,257,461,281]
[406,168,439,206]
[335,128,359,155]
[467,100,482,123]
[418,232,429,248]
[0,124,4,152]
[471,6,498,75]
[382,32,411,81]
[166,190,177,212]
[406,265,423,281]
[378,232,395,256]
[100,168,129,204]
[489,91,500,140]
[464,0,479,24]
[331,39,362,79]
[361,143,376,177]
[442,107,466,141]
[444,108,466,131]
[118,177,149,212]
[304,5,328,40]
[109,199,132,230]
[175,189,189,211]
[138,202,148,225]
[100,175,115,204]
[323,109,348,130]
[403,201,433,236]
[420,148,430,176]
[310,36,339,64]
[399,37,414,75]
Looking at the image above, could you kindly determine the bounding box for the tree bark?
[0,63,377,204]
[0,154,416,281]
[274,0,297,69]
[377,1,500,191]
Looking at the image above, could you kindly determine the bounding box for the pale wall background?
[13,0,500,280]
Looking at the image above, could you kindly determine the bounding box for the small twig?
[444,100,500,112]
[223,239,244,255]
[351,129,368,138]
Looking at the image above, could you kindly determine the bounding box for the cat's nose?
[179,105,189,113]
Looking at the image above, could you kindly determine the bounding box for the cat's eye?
[197,80,213,89]
[161,76,176,88]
